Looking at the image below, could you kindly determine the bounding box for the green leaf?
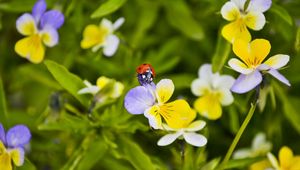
[119,135,156,170]
[38,112,90,133]
[168,74,195,90]
[146,38,182,74]
[0,1,34,12]
[77,138,108,169]
[131,1,160,47]
[44,60,89,107]
[270,4,293,26]
[273,82,300,134]
[18,64,62,90]
[200,158,221,170]
[295,27,300,52]
[212,33,231,72]
[91,0,127,18]
[16,158,37,170]
[0,77,7,127]
[164,0,204,41]
[224,157,262,169]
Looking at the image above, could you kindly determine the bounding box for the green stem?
[217,102,257,170]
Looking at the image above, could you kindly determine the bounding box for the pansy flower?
[78,76,124,102]
[233,132,272,159]
[15,0,64,63]
[191,64,235,120]
[157,119,207,147]
[0,124,31,170]
[221,0,272,43]
[124,79,193,129]
[267,146,300,170]
[81,17,124,57]
[229,39,290,94]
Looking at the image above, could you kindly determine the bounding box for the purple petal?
[124,86,155,115]
[32,0,47,22]
[268,69,291,86]
[6,125,31,148]
[231,70,262,94]
[40,10,64,29]
[247,0,272,12]
[0,124,6,144]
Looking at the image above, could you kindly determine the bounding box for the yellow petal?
[80,24,108,49]
[279,146,293,169]
[10,149,24,166]
[290,156,300,170]
[96,76,111,89]
[15,35,45,64]
[0,152,12,170]
[221,20,251,43]
[250,39,271,66]
[194,94,222,120]
[249,159,272,170]
[159,99,194,129]
[0,141,5,153]
[16,13,37,36]
[144,105,162,129]
[232,38,251,66]
[156,79,174,104]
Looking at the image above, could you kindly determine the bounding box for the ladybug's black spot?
[143,64,147,65]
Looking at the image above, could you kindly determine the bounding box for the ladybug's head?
[136,63,156,85]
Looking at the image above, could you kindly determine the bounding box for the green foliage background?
[0,0,300,169]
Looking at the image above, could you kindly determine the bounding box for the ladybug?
[136,63,156,85]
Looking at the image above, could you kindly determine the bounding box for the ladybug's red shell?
[136,63,156,77]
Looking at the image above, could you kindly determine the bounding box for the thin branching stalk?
[217,102,257,170]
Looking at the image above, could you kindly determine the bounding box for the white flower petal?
[264,54,290,69]
[252,133,272,154]
[113,17,125,30]
[198,64,213,83]
[78,86,100,95]
[268,69,291,86]
[101,18,113,33]
[214,75,235,90]
[16,13,37,36]
[219,88,234,106]
[110,82,124,98]
[40,26,59,47]
[186,120,206,132]
[231,70,262,94]
[228,58,253,74]
[244,11,266,30]
[231,0,247,10]
[103,34,120,57]
[233,148,253,159]
[247,0,272,12]
[267,152,280,169]
[191,79,210,97]
[157,132,182,146]
[221,1,240,21]
[183,133,207,147]
[83,80,93,87]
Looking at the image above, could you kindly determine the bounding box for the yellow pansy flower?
[191,64,235,120]
[125,79,194,129]
[81,17,124,57]
[221,0,272,43]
